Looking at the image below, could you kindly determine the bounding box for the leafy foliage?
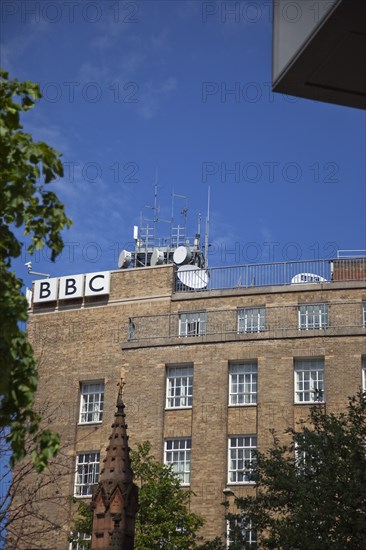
[230,393,366,549]
[198,537,226,549]
[68,500,93,549]
[0,69,72,469]
[132,441,204,550]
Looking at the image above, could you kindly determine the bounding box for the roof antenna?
[204,186,210,268]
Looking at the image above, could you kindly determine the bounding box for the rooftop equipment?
[117,183,210,289]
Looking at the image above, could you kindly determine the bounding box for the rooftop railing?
[175,257,366,292]
[127,301,366,344]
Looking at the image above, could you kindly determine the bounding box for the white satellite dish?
[291,273,327,284]
[177,265,208,289]
[173,246,192,265]
[151,248,165,266]
[118,250,132,269]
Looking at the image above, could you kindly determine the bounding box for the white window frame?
[228,436,256,484]
[363,303,366,327]
[166,366,193,408]
[295,434,325,476]
[362,357,366,391]
[227,517,257,547]
[79,381,104,424]
[229,362,257,405]
[294,358,324,403]
[69,532,92,550]
[74,452,100,497]
[179,311,206,337]
[294,439,307,474]
[164,438,191,485]
[238,307,265,333]
[298,303,328,330]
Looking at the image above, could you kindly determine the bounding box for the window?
[229,362,257,405]
[165,439,191,485]
[228,436,256,484]
[295,434,325,476]
[238,307,265,333]
[69,533,91,550]
[294,440,307,474]
[227,517,257,548]
[299,303,328,330]
[179,311,206,337]
[294,358,324,403]
[363,303,366,327]
[363,357,366,391]
[74,452,100,497]
[79,381,104,424]
[166,366,193,408]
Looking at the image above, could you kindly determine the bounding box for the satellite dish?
[173,246,192,265]
[118,250,132,269]
[177,265,208,289]
[291,273,327,284]
[151,248,165,266]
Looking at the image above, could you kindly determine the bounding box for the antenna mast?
[204,186,210,268]
[118,181,208,280]
[171,191,188,248]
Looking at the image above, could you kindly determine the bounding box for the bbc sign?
[33,271,110,303]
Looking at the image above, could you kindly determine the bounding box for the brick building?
[13,255,366,548]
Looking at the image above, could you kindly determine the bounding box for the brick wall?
[12,266,366,548]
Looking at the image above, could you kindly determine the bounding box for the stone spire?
[91,382,138,550]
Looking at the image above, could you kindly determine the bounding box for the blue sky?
[2,0,365,286]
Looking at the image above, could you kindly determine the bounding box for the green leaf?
[229,392,366,549]
[0,71,72,470]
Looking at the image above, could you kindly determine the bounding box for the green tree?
[70,441,225,549]
[132,441,204,550]
[69,500,93,550]
[229,393,366,549]
[0,69,72,470]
